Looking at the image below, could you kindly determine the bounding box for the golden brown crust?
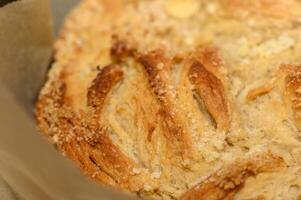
[110,37,138,61]
[189,60,230,132]
[36,65,156,192]
[87,64,123,110]
[84,64,137,187]
[36,0,301,199]
[286,66,301,130]
[180,152,284,200]
[246,84,274,102]
[138,50,192,158]
[194,47,225,80]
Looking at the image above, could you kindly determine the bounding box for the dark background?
[0,0,19,8]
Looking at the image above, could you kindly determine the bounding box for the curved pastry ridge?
[87,64,123,110]
[180,152,284,200]
[189,60,230,132]
[139,50,192,158]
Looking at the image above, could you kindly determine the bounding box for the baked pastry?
[36,0,301,199]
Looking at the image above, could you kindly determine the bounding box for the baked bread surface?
[36,0,301,199]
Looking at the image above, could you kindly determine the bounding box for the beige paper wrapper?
[0,0,136,199]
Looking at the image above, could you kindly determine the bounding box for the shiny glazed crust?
[36,0,301,199]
